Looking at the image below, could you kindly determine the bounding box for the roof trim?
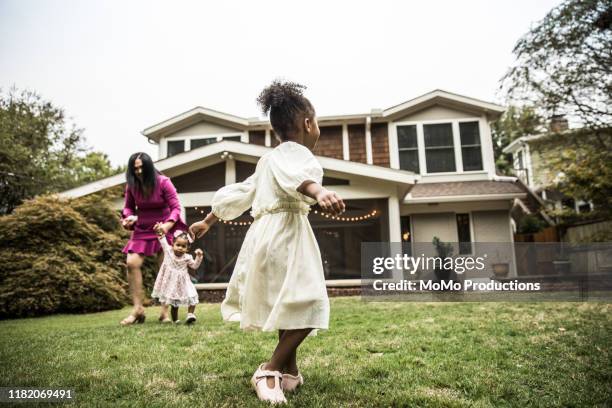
[60,141,418,199]
[142,90,506,142]
[502,134,544,153]
[404,192,526,204]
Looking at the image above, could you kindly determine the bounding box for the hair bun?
[257,79,307,115]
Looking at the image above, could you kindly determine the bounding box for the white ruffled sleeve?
[268,142,324,205]
[211,173,257,220]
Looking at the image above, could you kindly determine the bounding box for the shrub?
[517,214,547,234]
[0,194,156,318]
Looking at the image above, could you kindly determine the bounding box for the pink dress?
[121,174,188,256]
[151,234,203,306]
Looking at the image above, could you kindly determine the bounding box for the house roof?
[60,140,419,199]
[502,134,545,154]
[142,89,506,142]
[405,180,526,203]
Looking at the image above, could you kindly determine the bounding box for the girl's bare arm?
[298,181,345,215]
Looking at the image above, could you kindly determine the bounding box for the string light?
[313,209,378,222]
[193,208,379,224]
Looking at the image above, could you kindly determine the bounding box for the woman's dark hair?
[126,152,158,197]
[256,80,315,140]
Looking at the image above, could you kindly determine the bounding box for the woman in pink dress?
[119,152,188,325]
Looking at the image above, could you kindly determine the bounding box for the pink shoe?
[251,363,286,404]
[281,372,304,392]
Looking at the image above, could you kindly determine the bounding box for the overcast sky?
[0,0,561,165]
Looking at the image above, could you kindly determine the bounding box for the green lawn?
[0,298,610,407]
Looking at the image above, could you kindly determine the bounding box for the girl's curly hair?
[256,79,315,140]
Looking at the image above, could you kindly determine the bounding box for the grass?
[0,298,610,407]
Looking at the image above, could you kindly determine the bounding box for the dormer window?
[164,134,244,158]
[424,123,456,173]
[459,122,483,171]
[167,140,185,157]
[397,125,419,173]
[394,119,484,175]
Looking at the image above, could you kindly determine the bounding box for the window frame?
[458,121,484,171]
[391,118,486,175]
[396,124,420,173]
[162,132,247,158]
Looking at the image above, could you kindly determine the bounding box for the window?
[456,214,471,255]
[397,125,419,173]
[424,123,455,173]
[223,135,242,142]
[167,140,185,157]
[459,122,483,171]
[400,215,412,256]
[191,137,218,149]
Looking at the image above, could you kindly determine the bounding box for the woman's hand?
[315,188,345,215]
[153,222,165,236]
[189,220,210,239]
[121,215,137,230]
[158,221,175,235]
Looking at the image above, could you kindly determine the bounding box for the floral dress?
[151,234,202,307]
[211,141,330,332]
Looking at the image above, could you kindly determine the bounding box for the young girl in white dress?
[151,225,203,324]
[189,80,345,404]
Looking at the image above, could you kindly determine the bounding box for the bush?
[517,214,547,234]
[0,194,156,318]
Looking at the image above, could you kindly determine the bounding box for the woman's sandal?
[158,315,172,324]
[120,313,145,326]
[251,363,286,404]
[281,372,304,392]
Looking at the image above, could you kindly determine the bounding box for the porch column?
[226,157,236,185]
[265,129,271,147]
[387,195,403,280]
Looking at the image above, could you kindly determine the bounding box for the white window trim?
[391,118,487,176]
[161,132,246,158]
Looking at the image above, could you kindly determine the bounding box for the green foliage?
[491,105,545,174]
[502,0,612,128]
[517,214,548,234]
[0,88,123,214]
[0,194,156,318]
[531,127,612,218]
[432,236,453,259]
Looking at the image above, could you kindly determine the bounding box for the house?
[503,115,593,215]
[61,90,527,286]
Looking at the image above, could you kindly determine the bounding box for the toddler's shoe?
[281,372,304,392]
[186,313,197,325]
[251,363,286,404]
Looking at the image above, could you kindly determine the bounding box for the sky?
[0,0,562,166]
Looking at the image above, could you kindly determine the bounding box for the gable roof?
[405,180,526,203]
[59,141,419,199]
[502,134,545,154]
[143,90,505,142]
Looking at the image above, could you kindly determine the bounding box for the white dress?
[212,141,330,332]
[151,234,202,307]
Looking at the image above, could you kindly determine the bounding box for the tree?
[491,105,545,174]
[0,88,122,214]
[530,127,612,218]
[501,0,612,128]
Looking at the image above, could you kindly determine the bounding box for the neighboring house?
[61,90,526,285]
[503,115,593,215]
